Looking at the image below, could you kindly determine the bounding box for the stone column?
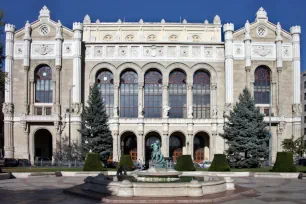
[30,80,35,114]
[210,83,217,118]
[223,23,234,113]
[161,134,169,157]
[137,134,144,162]
[55,21,63,115]
[112,132,119,162]
[162,83,169,109]
[210,132,217,160]
[3,24,15,158]
[23,21,31,115]
[291,26,301,117]
[113,82,120,118]
[138,82,144,118]
[244,21,252,90]
[186,83,193,119]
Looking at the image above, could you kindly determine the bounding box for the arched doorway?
[169,132,185,162]
[194,132,210,162]
[121,132,137,161]
[34,129,53,160]
[145,132,162,163]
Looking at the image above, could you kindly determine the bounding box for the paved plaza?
[0,176,306,204]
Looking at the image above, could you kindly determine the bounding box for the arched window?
[144,70,162,118]
[96,70,114,117]
[120,70,138,118]
[193,71,210,118]
[169,70,186,118]
[35,65,52,103]
[254,67,271,104]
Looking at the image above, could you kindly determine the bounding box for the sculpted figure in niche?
[138,103,144,117]
[113,106,119,117]
[163,106,171,118]
[187,105,193,118]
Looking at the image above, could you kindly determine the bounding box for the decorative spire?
[39,5,50,19]
[139,19,144,24]
[204,19,209,24]
[213,15,221,24]
[244,20,251,41]
[276,22,282,41]
[55,20,63,40]
[83,14,91,24]
[161,19,165,24]
[256,7,268,20]
[96,19,100,23]
[23,21,31,40]
[117,19,122,23]
[182,19,187,24]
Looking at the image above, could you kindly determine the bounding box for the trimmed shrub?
[208,154,230,171]
[174,155,196,171]
[272,152,297,172]
[117,155,135,171]
[83,153,104,171]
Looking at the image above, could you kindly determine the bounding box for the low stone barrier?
[0,173,11,180]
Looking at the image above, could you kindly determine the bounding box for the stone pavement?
[0,176,305,204]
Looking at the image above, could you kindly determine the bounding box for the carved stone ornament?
[20,113,27,132]
[113,106,119,118]
[253,46,272,57]
[224,103,232,116]
[144,45,163,57]
[35,44,53,55]
[192,46,201,57]
[211,83,217,90]
[163,106,171,118]
[180,47,189,57]
[204,47,213,58]
[64,45,72,53]
[2,103,14,117]
[277,114,286,134]
[187,105,193,118]
[72,103,83,115]
[94,46,103,57]
[138,103,144,117]
[292,104,301,117]
[212,106,218,118]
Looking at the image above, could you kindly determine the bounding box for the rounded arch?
[145,131,162,163]
[254,65,271,105]
[34,128,53,161]
[190,63,218,84]
[169,131,186,162]
[34,64,53,104]
[193,131,210,162]
[119,129,138,138]
[142,62,165,79]
[32,63,54,79]
[116,62,142,83]
[166,63,191,82]
[89,62,117,84]
[120,131,137,161]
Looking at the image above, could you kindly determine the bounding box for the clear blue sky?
[1,0,305,70]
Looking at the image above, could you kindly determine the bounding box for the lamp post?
[268,82,272,166]
[68,85,75,148]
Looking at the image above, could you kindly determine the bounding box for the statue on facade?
[138,103,144,117]
[212,106,218,118]
[187,105,193,118]
[113,106,119,117]
[163,106,171,118]
[151,140,166,168]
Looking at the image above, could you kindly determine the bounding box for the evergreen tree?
[79,83,113,160]
[221,88,270,168]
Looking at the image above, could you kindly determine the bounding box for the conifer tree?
[221,88,269,168]
[79,83,113,160]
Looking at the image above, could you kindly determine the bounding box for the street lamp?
[268,81,272,166]
[68,85,75,148]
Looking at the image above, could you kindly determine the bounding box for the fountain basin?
[83,173,235,197]
[133,167,182,182]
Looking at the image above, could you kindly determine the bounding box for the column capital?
[138,82,144,89]
[2,103,14,117]
[114,82,120,89]
[187,83,193,90]
[162,84,168,89]
[245,66,251,72]
[56,65,62,71]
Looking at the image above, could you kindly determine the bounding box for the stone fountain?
[81,140,235,197]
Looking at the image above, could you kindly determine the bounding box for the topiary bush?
[83,153,104,171]
[208,154,230,171]
[272,152,297,172]
[174,155,196,171]
[117,155,135,171]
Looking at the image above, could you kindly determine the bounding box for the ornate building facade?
[2,6,301,163]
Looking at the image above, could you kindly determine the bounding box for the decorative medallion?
[256,25,268,37]
[253,45,272,57]
[34,44,53,55]
[39,24,50,36]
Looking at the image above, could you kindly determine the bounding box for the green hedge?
[208,154,230,171]
[174,155,196,171]
[272,152,297,172]
[117,155,135,171]
[83,153,104,171]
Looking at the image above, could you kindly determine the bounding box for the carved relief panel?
[31,44,55,56]
[251,44,275,59]
[106,46,115,58]
[233,43,245,59]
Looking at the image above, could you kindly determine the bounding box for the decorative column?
[244,21,252,89]
[72,22,83,144]
[138,82,144,118]
[30,79,35,114]
[55,21,63,115]
[223,23,234,114]
[112,82,120,162]
[186,82,193,119]
[290,26,301,139]
[275,22,283,115]
[210,83,218,118]
[23,21,31,114]
[137,134,144,162]
[3,24,15,158]
[137,82,144,161]
[162,82,169,157]
[186,82,193,156]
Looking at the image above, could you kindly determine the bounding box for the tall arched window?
[35,65,52,103]
[193,71,211,118]
[144,70,162,118]
[96,70,114,117]
[254,67,271,104]
[120,70,138,118]
[169,70,186,118]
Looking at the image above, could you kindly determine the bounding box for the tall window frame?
[96,70,114,117]
[35,65,53,103]
[144,70,162,118]
[254,66,271,104]
[169,70,187,118]
[193,70,211,118]
[120,70,138,118]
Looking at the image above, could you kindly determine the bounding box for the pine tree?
[221,88,270,168]
[79,83,113,160]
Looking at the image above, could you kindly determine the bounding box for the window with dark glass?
[120,70,138,118]
[304,93,306,100]
[304,81,306,89]
[96,70,114,117]
[144,70,162,118]
[169,70,186,118]
[35,65,53,103]
[254,67,271,104]
[193,71,210,118]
